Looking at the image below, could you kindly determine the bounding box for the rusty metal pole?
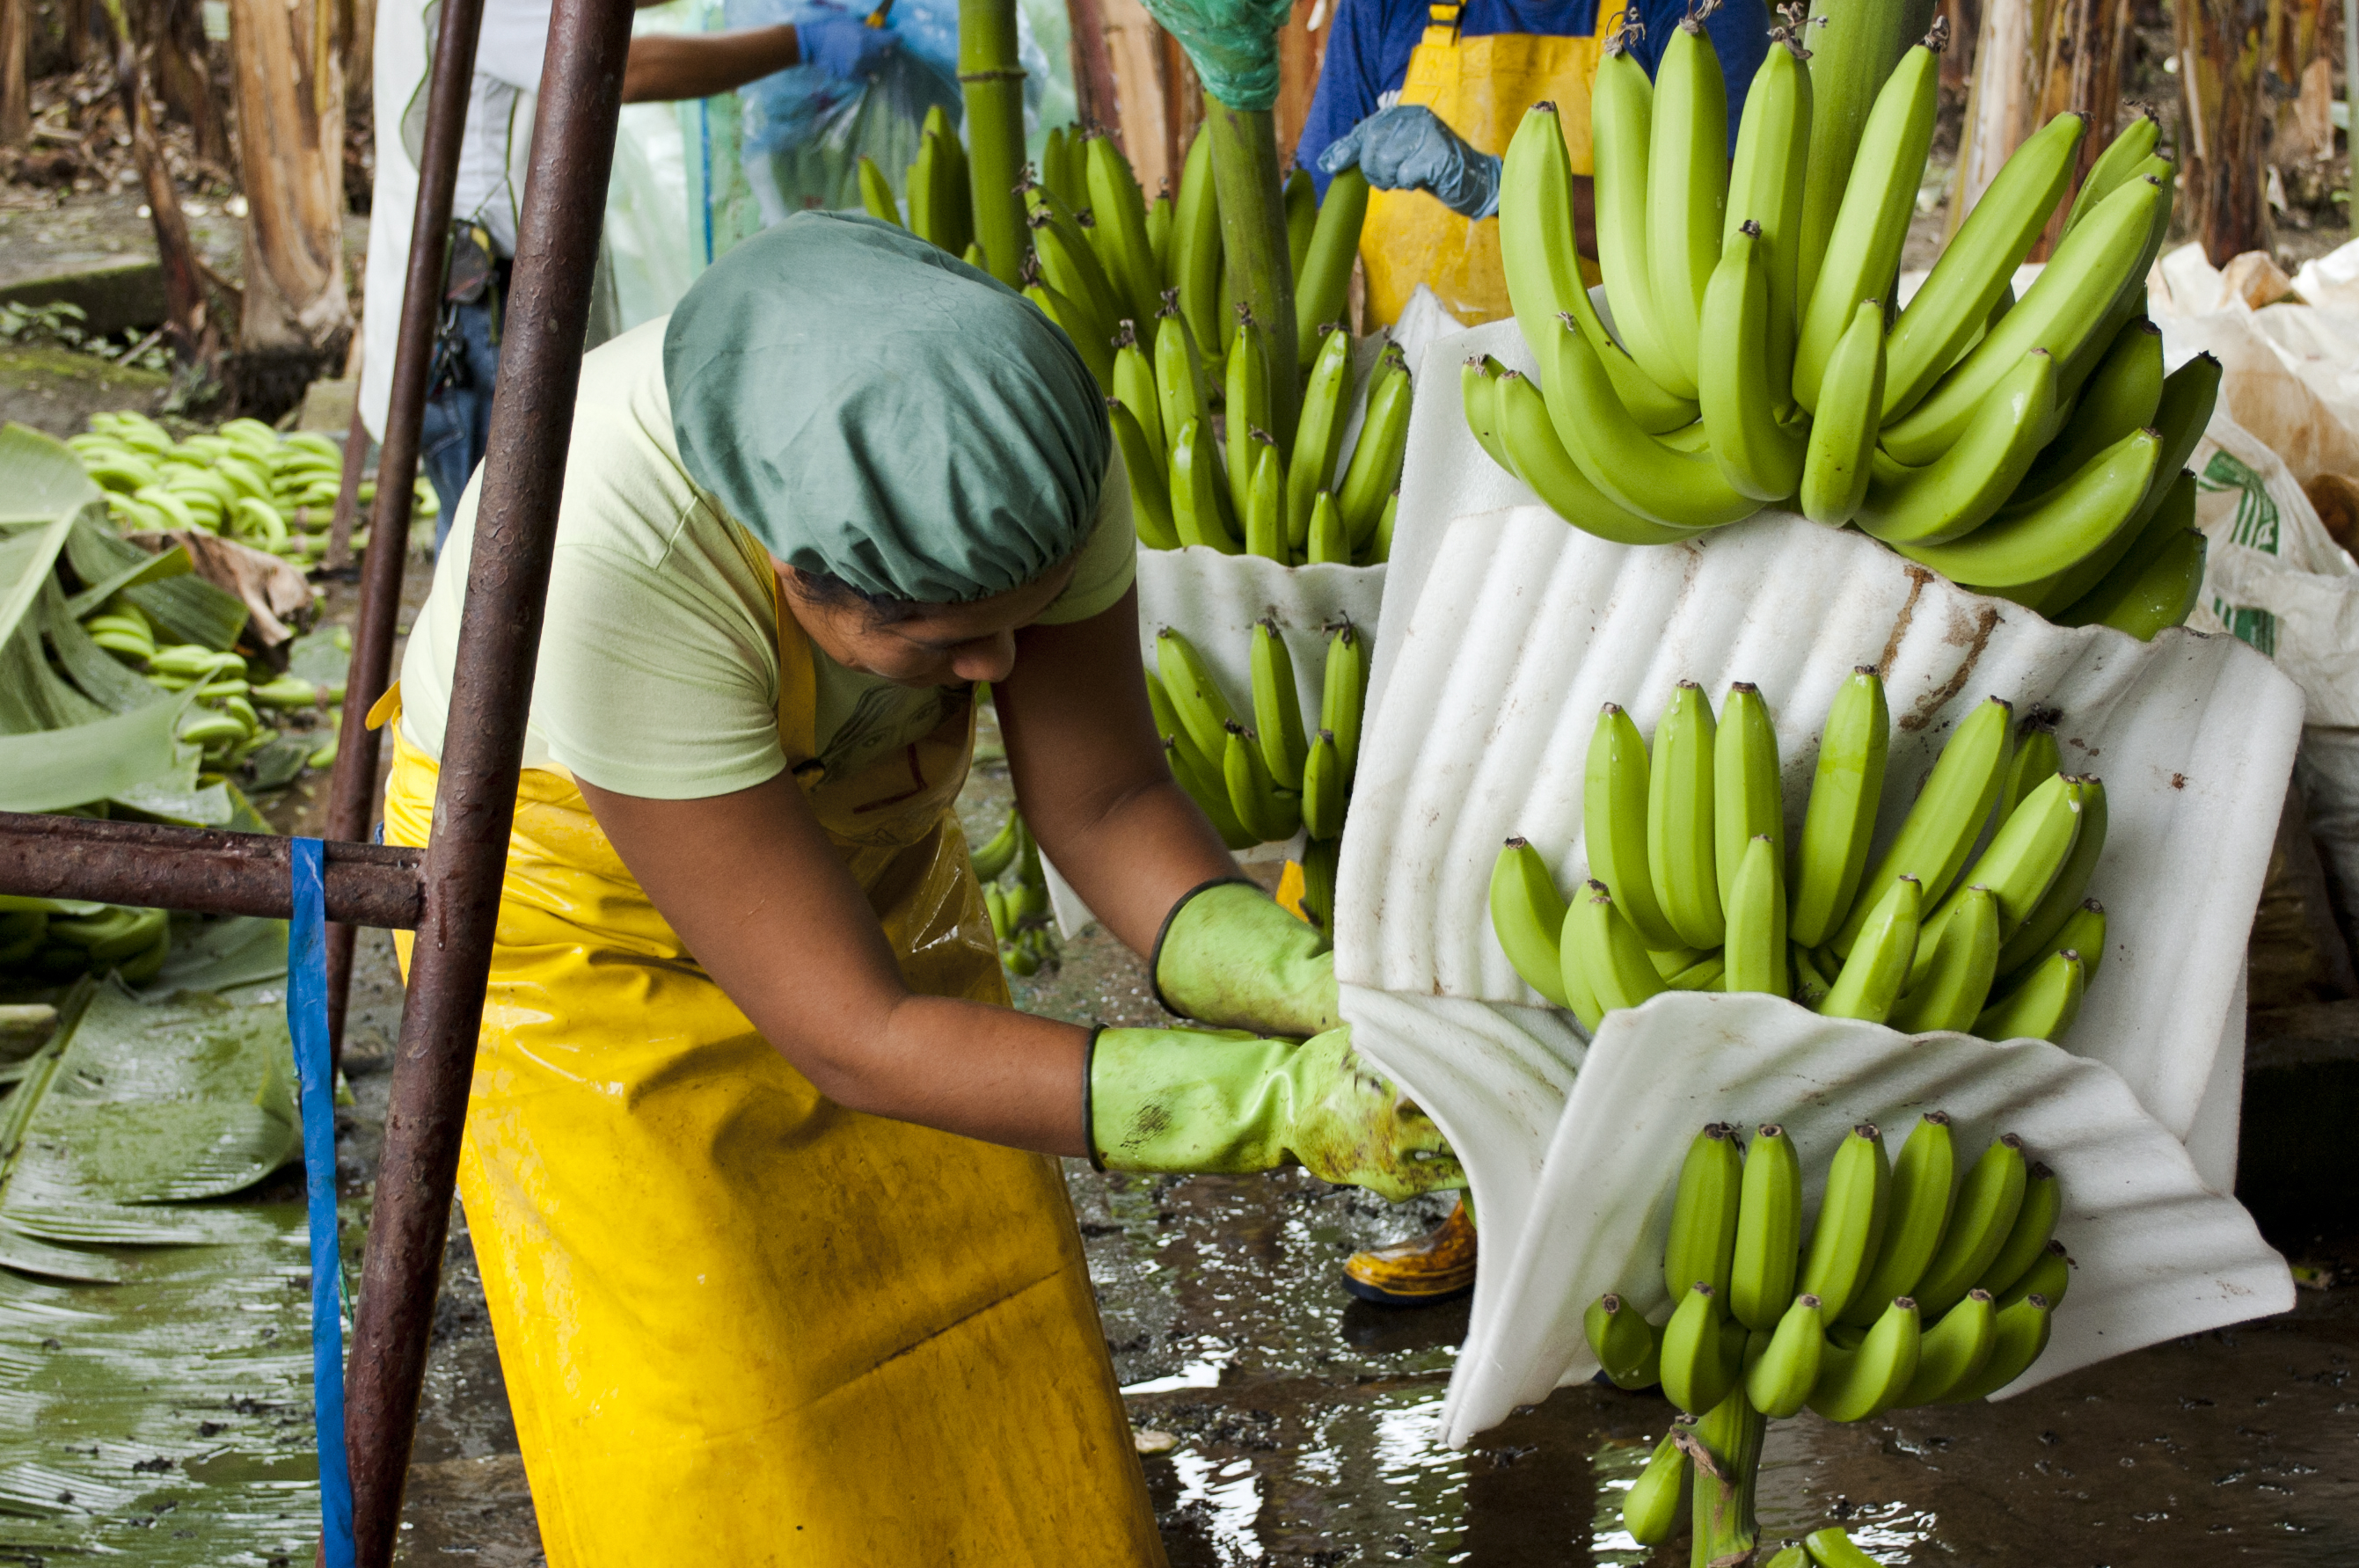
[338,0,632,1557]
[321,0,487,1064]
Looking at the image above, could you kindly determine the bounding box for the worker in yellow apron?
[381,212,1461,1563]
[1296,0,1770,1302]
[1299,0,1772,329]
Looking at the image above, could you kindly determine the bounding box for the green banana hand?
[1975,946,2087,1042]
[1819,874,1922,1023]
[1622,1426,1693,1545]
[1250,618,1309,788]
[1977,1161,2062,1299]
[1543,316,1765,529]
[1700,223,1808,501]
[1567,882,1669,1012]
[1590,43,1694,399]
[1940,1290,2054,1402]
[1895,1287,1997,1406]
[1664,1121,1743,1302]
[2013,317,2165,505]
[1886,885,2000,1033]
[1799,1123,1890,1322]
[1744,1291,1825,1417]
[1808,1294,1922,1421]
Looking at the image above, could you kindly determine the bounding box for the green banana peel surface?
[1152,879,1340,1038]
[1091,1025,1464,1201]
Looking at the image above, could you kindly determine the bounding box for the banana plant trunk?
[100,0,215,369]
[1796,0,1939,312]
[1686,1389,1767,1568]
[229,0,356,408]
[959,0,1027,286]
[1205,94,1299,447]
[0,0,28,148]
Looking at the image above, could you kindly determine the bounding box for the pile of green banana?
[971,805,1061,976]
[1482,20,2221,640]
[1143,620,1368,930]
[2,900,171,985]
[1491,669,2107,1043]
[1760,1528,1909,1568]
[80,594,338,770]
[1604,1117,2071,1550]
[69,412,433,563]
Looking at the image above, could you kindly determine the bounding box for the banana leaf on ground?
[0,977,322,1563]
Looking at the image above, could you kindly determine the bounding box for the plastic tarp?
[1339,317,2303,1448]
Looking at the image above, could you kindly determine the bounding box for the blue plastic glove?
[1316,104,1501,220]
[796,6,899,81]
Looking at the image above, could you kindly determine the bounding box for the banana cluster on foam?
[970,805,1060,977]
[1607,1118,2070,1548]
[1143,622,1367,930]
[69,412,432,563]
[2,901,171,985]
[1484,21,2217,640]
[1491,668,2107,1042]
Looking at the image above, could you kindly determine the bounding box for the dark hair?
[785,569,922,627]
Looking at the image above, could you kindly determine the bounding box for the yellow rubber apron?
[381,547,1164,1566]
[1360,2,1620,328]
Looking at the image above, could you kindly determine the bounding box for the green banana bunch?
[1169,419,1240,552]
[1543,316,1764,530]
[970,807,1023,883]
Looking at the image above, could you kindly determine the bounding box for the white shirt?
[357,0,553,439]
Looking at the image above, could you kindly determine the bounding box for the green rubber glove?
[1151,878,1339,1038]
[1089,1025,1463,1201]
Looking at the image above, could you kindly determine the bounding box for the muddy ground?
[278,551,2359,1564]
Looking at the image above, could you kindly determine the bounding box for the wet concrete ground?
[298,676,2359,1567]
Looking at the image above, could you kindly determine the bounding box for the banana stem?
[958,0,1027,286]
[1687,1388,1766,1567]
[1796,0,1939,311]
[1205,96,1301,448]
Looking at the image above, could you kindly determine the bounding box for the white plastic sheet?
[1406,992,2296,1445]
[1338,319,2304,1448]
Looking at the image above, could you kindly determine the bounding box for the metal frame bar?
[0,0,632,1559]
[340,2,633,1557]
[322,0,492,1061]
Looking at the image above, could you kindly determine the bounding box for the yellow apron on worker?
[1361,2,1620,328]
[382,549,1164,1566]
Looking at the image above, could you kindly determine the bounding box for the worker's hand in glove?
[1316,104,1501,220]
[1090,1025,1464,1201]
[796,4,898,80]
[1152,879,1338,1039]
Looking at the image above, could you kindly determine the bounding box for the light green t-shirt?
[397,317,1136,799]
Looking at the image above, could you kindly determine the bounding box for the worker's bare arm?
[994,586,1241,957]
[622,25,801,103]
[577,769,1092,1156]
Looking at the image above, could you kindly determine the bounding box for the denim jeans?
[419,294,503,556]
